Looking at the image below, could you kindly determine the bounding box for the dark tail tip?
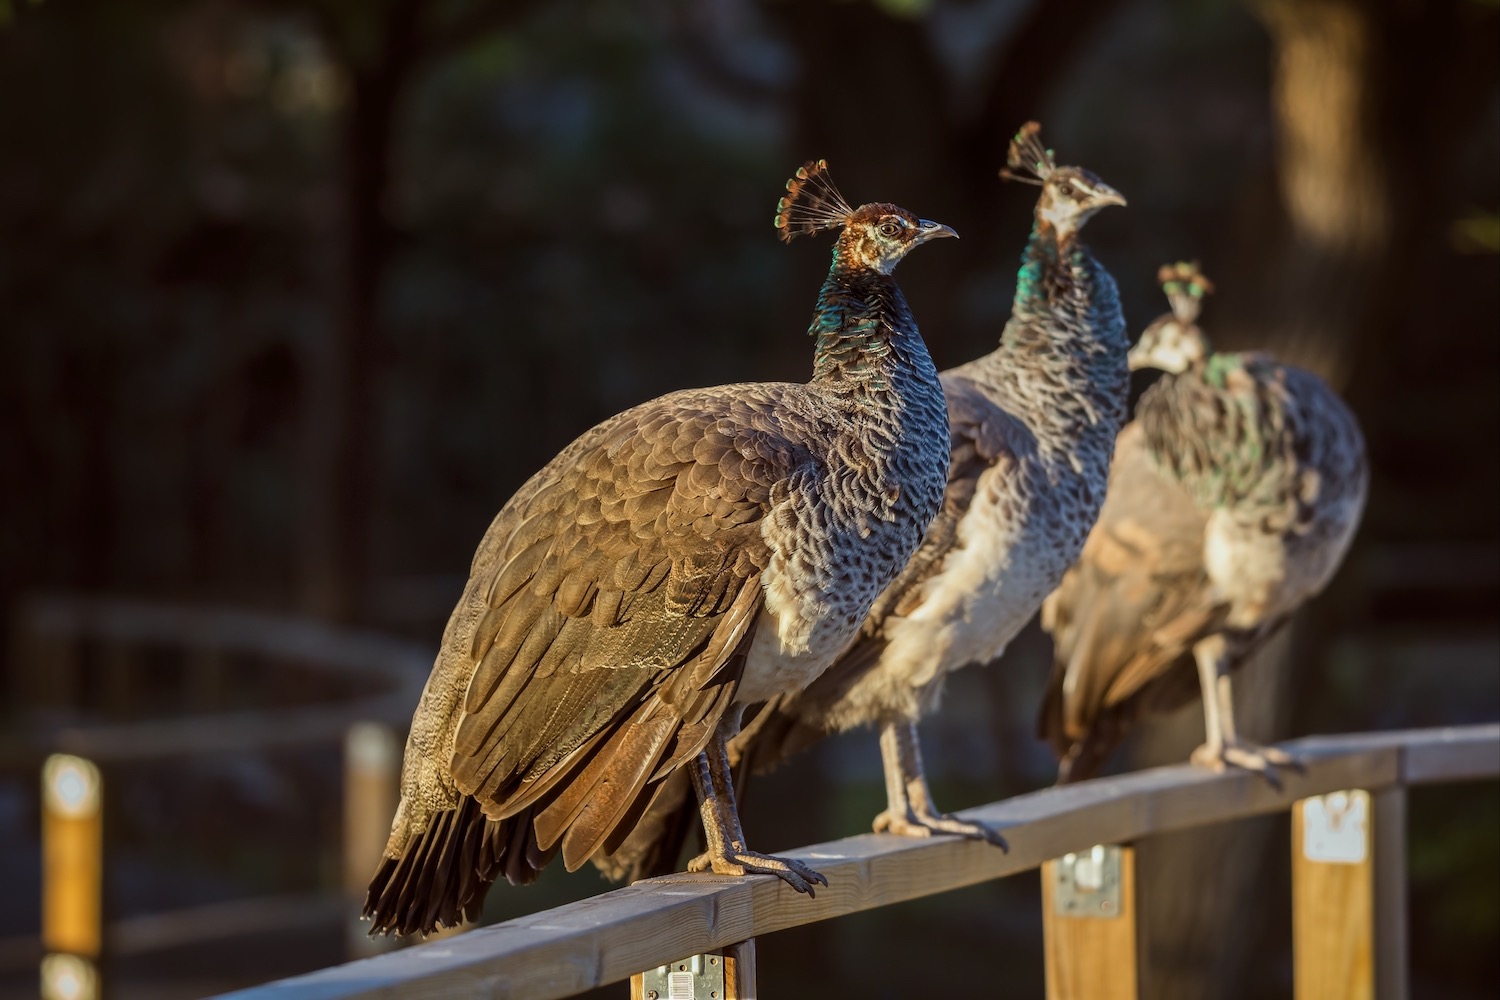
[362,799,530,937]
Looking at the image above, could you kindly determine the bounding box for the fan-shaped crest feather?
[999,121,1055,186]
[774,159,855,243]
[1158,261,1214,322]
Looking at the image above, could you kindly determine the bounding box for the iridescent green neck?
[1142,353,1285,510]
[1203,351,1237,387]
[1010,221,1068,325]
[809,246,905,389]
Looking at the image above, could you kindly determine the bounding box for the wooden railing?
[207,724,1498,1000]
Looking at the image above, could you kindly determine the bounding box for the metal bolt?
[647,992,659,999]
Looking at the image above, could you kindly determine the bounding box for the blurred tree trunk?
[298,0,419,622]
[1131,1,1493,997]
[295,0,542,621]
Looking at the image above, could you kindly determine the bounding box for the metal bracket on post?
[1300,789,1369,863]
[638,953,727,1000]
[1051,843,1124,918]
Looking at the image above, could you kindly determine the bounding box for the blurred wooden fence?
[207,725,1498,1000]
[0,595,429,999]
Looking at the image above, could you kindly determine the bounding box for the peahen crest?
[775,159,856,243]
[999,121,1056,186]
[1158,261,1214,324]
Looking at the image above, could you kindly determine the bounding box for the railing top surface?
[213,723,1499,1000]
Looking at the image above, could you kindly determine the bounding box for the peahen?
[599,122,1130,878]
[1038,262,1368,785]
[362,160,957,936]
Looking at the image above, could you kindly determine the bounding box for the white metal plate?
[1301,789,1370,864]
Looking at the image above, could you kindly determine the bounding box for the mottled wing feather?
[1039,424,1220,778]
[448,405,780,812]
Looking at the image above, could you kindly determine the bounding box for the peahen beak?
[1089,183,1127,209]
[914,220,959,244]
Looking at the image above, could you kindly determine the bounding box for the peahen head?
[1129,261,1213,373]
[1000,121,1125,243]
[775,159,957,274]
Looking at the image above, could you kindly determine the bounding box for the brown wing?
[366,391,812,933]
[1038,423,1224,782]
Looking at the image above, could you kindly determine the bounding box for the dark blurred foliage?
[0,0,1497,997]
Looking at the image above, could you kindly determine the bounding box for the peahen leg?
[686,719,828,894]
[1189,634,1302,788]
[871,719,1008,849]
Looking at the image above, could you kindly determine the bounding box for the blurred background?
[1,0,1497,997]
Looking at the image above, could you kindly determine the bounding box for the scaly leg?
[686,718,828,894]
[871,719,1008,849]
[1188,634,1303,789]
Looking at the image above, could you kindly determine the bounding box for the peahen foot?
[873,808,1010,850]
[1190,739,1304,790]
[687,848,829,895]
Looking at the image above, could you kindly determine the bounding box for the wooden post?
[344,722,400,957]
[1042,844,1139,1000]
[631,940,756,1000]
[1372,789,1409,1000]
[40,954,100,1000]
[41,754,103,1000]
[1293,788,1408,1000]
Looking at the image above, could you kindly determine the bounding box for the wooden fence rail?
[2,596,432,995]
[210,723,1499,1000]
[7,595,429,764]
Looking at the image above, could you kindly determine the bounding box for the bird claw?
[687,849,829,895]
[873,809,1009,851]
[1191,740,1304,790]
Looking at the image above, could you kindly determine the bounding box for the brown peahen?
[362,161,957,936]
[1037,262,1368,785]
[599,122,1131,879]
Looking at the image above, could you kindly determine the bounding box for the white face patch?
[1038,184,1098,242]
[1129,321,1207,373]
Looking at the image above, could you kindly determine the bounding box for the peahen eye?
[877,220,902,238]
[1056,181,1076,199]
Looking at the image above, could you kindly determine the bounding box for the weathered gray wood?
[1373,788,1408,1000]
[1290,725,1500,784]
[208,725,1497,1000]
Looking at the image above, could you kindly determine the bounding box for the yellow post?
[40,954,99,1000]
[41,754,103,1000]
[1042,844,1139,1000]
[344,722,400,956]
[1293,788,1408,1000]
